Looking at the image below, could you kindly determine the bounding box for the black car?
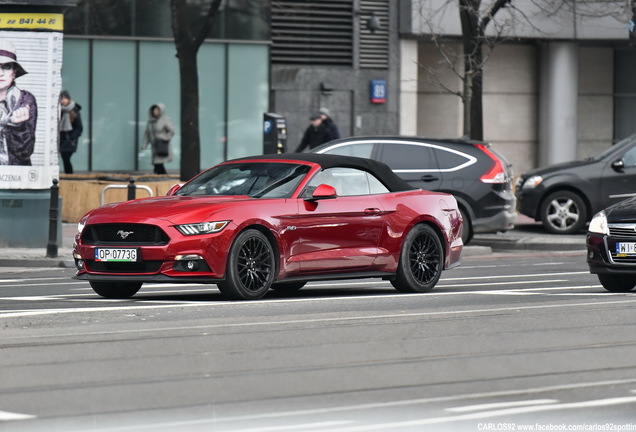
[311,136,516,244]
[516,133,636,234]
[587,196,636,292]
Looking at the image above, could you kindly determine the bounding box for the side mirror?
[166,184,182,196]
[309,184,337,200]
[612,159,625,171]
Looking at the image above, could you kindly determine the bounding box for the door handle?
[364,208,381,215]
[420,175,439,182]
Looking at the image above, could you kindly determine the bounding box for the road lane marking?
[308,397,636,431]
[0,410,35,421]
[446,399,558,412]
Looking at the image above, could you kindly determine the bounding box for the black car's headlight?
[588,211,608,235]
[175,221,229,236]
[520,175,543,189]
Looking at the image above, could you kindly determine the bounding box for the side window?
[622,146,636,167]
[432,147,474,171]
[320,143,374,158]
[302,167,389,197]
[380,143,437,171]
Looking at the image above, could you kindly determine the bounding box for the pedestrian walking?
[58,90,83,174]
[142,103,174,174]
[294,113,333,153]
[319,107,340,140]
[0,40,37,166]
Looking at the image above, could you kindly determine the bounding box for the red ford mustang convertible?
[73,154,463,300]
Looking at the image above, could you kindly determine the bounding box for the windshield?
[593,133,636,161]
[175,162,311,198]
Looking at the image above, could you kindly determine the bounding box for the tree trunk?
[459,0,484,141]
[178,46,201,181]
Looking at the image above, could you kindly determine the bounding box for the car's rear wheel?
[540,190,587,234]
[89,281,142,299]
[218,229,275,300]
[391,224,443,293]
[270,281,306,292]
[459,208,473,245]
[597,274,636,292]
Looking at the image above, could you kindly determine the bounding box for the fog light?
[76,259,85,270]
[588,251,594,259]
[186,260,199,271]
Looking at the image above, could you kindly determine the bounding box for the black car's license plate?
[616,242,636,256]
[94,248,140,262]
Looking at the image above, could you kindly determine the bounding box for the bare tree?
[171,0,223,181]
[417,0,628,141]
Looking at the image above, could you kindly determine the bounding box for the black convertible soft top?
[233,153,415,193]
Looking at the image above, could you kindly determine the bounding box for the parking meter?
[263,113,287,154]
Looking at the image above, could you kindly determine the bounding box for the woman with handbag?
[142,103,174,174]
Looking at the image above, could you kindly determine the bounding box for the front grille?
[608,224,636,263]
[82,224,169,245]
[609,224,636,239]
[87,261,163,273]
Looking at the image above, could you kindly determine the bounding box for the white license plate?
[615,242,636,256]
[94,248,139,262]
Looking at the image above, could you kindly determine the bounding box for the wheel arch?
[235,223,281,278]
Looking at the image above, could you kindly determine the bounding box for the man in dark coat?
[294,113,333,153]
[319,107,340,140]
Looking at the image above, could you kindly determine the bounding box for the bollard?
[46,178,59,258]
[127,177,136,200]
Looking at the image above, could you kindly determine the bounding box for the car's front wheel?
[90,281,142,299]
[540,190,587,234]
[218,229,275,300]
[391,224,443,293]
[598,274,636,292]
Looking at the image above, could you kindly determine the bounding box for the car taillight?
[476,144,506,184]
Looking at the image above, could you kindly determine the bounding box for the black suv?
[516,133,636,234]
[311,136,516,244]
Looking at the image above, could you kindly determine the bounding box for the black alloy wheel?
[89,281,142,299]
[218,229,275,300]
[391,224,443,293]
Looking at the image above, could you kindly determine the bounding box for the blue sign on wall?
[370,79,387,104]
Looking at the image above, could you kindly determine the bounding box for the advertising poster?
[0,14,63,189]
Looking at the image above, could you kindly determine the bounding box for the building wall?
[62,39,269,172]
[413,41,621,176]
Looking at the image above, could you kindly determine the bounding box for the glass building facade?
[61,0,270,172]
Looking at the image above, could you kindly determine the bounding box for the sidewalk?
[0,215,587,268]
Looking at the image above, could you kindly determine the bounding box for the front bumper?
[586,233,636,275]
[516,188,543,220]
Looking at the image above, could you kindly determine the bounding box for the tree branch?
[194,0,224,48]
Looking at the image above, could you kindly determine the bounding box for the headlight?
[521,175,543,189]
[175,221,229,236]
[588,211,608,235]
[77,216,88,234]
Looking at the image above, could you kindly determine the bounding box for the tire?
[217,229,275,300]
[597,274,636,292]
[270,281,306,292]
[459,208,473,245]
[540,190,587,234]
[89,281,142,299]
[391,224,443,293]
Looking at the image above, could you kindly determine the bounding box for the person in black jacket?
[58,90,83,174]
[319,107,340,140]
[294,113,332,153]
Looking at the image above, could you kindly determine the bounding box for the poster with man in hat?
[0,14,63,189]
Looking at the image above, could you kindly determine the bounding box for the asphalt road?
[1,250,636,432]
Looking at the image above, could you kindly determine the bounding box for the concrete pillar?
[399,39,418,136]
[539,42,579,166]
